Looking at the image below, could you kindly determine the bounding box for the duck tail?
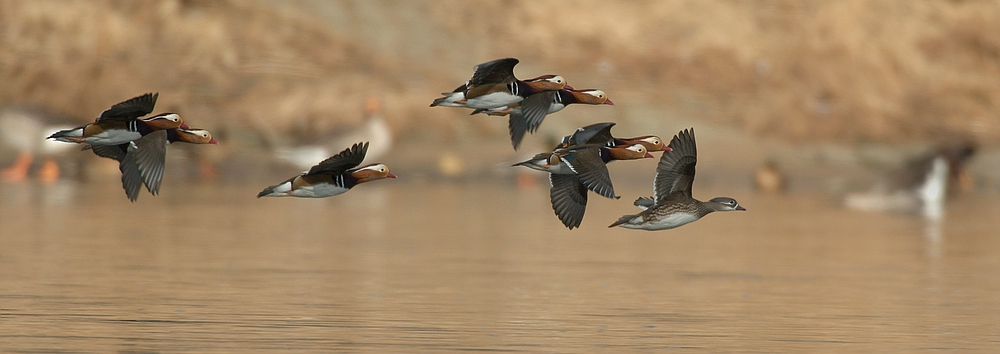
[608,214,638,228]
[257,186,276,198]
[430,96,459,107]
[633,197,655,210]
[47,128,81,140]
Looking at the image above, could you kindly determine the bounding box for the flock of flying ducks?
[46,58,744,231]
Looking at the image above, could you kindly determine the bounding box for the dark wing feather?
[90,144,129,162]
[549,173,589,229]
[508,110,530,151]
[119,147,144,202]
[307,142,369,175]
[633,196,655,209]
[131,130,168,195]
[97,93,158,122]
[654,128,697,203]
[469,58,519,86]
[562,146,617,199]
[564,122,616,147]
[519,91,554,134]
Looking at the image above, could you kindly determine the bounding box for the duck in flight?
[610,128,745,230]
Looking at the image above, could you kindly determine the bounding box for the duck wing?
[469,58,519,87]
[90,144,129,162]
[507,92,555,150]
[654,128,697,203]
[563,122,616,147]
[90,143,143,202]
[131,130,169,195]
[519,91,555,134]
[549,173,589,229]
[97,93,158,122]
[307,142,369,176]
[507,110,530,151]
[561,146,617,199]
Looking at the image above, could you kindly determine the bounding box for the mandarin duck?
[89,127,218,202]
[610,128,746,230]
[258,142,396,198]
[47,93,186,146]
[430,58,568,110]
[478,89,614,150]
[515,141,654,229]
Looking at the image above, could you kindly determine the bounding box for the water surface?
[1,181,998,352]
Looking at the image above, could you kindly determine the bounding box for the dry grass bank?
[423,0,1000,143]
[1,0,998,144]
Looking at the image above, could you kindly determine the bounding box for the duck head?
[707,197,746,211]
[619,135,671,152]
[568,89,614,105]
[606,143,654,160]
[141,113,184,130]
[171,128,219,144]
[349,163,397,183]
[524,75,572,91]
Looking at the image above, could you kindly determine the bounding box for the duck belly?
[84,130,143,145]
[286,183,350,198]
[622,212,700,231]
[464,92,522,109]
[431,92,466,107]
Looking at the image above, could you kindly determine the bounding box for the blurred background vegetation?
[1,0,998,189]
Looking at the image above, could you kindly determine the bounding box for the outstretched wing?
[507,92,554,150]
[508,110,530,151]
[90,144,129,162]
[563,122,616,147]
[97,93,158,122]
[307,142,369,175]
[469,58,519,86]
[654,128,697,203]
[131,130,169,195]
[561,146,617,199]
[119,146,146,202]
[549,173,589,229]
[519,91,554,134]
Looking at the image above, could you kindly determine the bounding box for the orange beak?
[564,84,575,90]
[644,152,654,158]
[180,123,192,129]
[386,172,397,179]
[660,145,671,151]
[209,138,219,145]
[603,98,615,105]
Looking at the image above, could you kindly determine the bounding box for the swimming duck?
[430,58,568,110]
[47,93,186,146]
[274,98,392,170]
[89,127,218,201]
[258,141,396,198]
[609,128,746,230]
[844,141,976,220]
[515,142,653,229]
[479,89,614,150]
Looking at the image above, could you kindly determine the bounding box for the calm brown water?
[1,180,999,353]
